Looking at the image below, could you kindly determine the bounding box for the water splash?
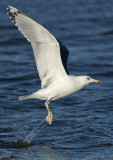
[24,118,47,144]
[12,117,48,146]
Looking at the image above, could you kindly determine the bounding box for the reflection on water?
[1,142,69,160]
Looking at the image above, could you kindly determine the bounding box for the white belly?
[38,76,83,101]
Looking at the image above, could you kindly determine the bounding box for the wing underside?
[7,6,68,88]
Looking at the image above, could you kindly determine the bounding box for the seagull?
[7,6,101,125]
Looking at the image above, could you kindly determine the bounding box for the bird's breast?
[47,78,83,100]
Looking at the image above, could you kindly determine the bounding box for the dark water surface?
[1,0,113,159]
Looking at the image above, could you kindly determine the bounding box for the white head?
[78,75,101,87]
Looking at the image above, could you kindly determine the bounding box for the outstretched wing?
[7,6,68,88]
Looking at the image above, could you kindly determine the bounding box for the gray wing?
[7,6,68,88]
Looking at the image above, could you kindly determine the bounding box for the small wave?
[94,71,113,77]
[85,142,113,149]
[0,37,26,45]
[0,76,29,82]
[0,25,15,30]
[102,30,113,35]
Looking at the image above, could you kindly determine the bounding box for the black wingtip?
[57,38,69,74]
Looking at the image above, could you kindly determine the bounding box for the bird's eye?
[87,77,90,80]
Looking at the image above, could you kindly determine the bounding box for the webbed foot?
[46,111,53,125]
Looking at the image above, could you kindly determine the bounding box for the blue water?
[1,0,113,159]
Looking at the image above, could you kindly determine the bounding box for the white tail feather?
[19,92,39,101]
[19,95,31,101]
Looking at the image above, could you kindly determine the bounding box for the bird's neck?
[69,75,85,91]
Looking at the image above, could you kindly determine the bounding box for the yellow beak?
[93,79,101,83]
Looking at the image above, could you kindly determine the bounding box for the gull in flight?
[7,6,101,125]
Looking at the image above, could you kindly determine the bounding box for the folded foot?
[46,111,53,125]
